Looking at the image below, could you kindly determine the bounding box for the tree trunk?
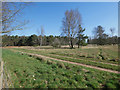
[68,37,71,47]
[70,38,73,49]
[40,36,42,46]
[38,36,41,46]
[78,39,80,48]
[78,43,79,48]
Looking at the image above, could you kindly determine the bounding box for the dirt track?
[48,54,118,66]
[15,50,119,74]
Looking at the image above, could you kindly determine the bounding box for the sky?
[4,0,120,2]
[11,2,118,38]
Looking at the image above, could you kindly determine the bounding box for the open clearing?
[2,45,120,88]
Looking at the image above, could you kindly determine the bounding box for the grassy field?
[2,45,120,88]
[10,45,119,70]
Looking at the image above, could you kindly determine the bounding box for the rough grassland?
[11,47,119,71]
[2,48,120,88]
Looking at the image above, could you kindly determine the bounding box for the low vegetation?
[2,49,120,88]
[2,2,119,89]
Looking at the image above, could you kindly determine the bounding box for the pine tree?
[77,25,88,48]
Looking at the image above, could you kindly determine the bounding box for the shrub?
[75,75,82,81]
[52,64,57,69]
[104,83,116,88]
[36,57,47,63]
[41,58,47,63]
[86,81,100,88]
[109,59,118,62]
[57,62,65,69]
[86,54,94,58]
[97,55,102,60]
[65,65,71,70]
[79,55,86,57]
[47,60,53,65]
[48,84,58,88]
[52,38,61,48]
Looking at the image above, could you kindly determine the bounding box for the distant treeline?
[2,35,78,47]
[87,36,119,45]
[2,34,119,47]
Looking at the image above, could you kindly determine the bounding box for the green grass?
[13,46,119,64]
[11,48,118,71]
[2,48,120,88]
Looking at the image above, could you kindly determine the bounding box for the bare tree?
[52,38,61,48]
[1,2,29,34]
[93,25,109,45]
[37,28,40,46]
[40,26,44,46]
[37,26,44,46]
[110,28,115,37]
[62,9,81,48]
[110,28,115,45]
[93,26,105,39]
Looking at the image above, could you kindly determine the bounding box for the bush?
[65,65,71,70]
[79,54,86,57]
[86,54,94,58]
[57,62,65,69]
[105,83,116,88]
[52,44,61,48]
[47,60,53,65]
[82,43,88,46]
[36,57,47,63]
[86,82,100,88]
[52,64,57,69]
[75,75,82,81]
[52,38,61,48]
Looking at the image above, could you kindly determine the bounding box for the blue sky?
[11,2,118,37]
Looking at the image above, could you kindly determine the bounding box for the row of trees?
[1,3,87,48]
[1,2,119,48]
[2,35,84,47]
[87,25,118,45]
[88,36,118,45]
[2,33,119,47]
